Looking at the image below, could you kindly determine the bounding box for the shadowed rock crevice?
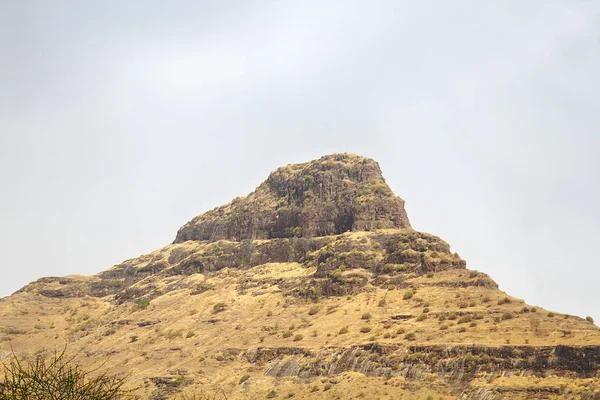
[174,154,411,243]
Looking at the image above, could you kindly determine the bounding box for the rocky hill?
[1,154,600,399]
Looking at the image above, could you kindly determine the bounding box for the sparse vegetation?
[361,312,372,320]
[403,290,414,300]
[339,326,349,335]
[360,326,372,333]
[587,316,594,323]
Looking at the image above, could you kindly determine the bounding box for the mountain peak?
[174,153,411,243]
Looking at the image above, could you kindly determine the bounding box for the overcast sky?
[1,1,599,320]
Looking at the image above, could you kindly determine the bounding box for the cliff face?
[174,154,411,242]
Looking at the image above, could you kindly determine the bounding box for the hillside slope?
[1,154,599,399]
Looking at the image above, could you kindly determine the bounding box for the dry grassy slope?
[2,154,600,399]
[1,229,600,399]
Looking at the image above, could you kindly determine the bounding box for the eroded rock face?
[174,154,411,243]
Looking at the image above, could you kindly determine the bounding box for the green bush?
[416,314,427,322]
[547,312,555,318]
[587,316,594,323]
[404,332,416,341]
[502,312,514,320]
[403,290,414,300]
[361,312,372,320]
[293,334,303,342]
[458,316,472,324]
[422,307,430,314]
[282,331,292,338]
[0,348,129,399]
[133,298,150,311]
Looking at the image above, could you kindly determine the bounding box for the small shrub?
[587,316,594,323]
[458,327,466,333]
[482,296,491,303]
[547,312,555,318]
[129,335,138,343]
[502,312,513,320]
[0,348,129,399]
[426,272,434,278]
[459,302,468,309]
[323,383,332,391]
[266,390,277,398]
[240,374,250,384]
[458,316,472,324]
[422,307,430,313]
[308,306,319,316]
[439,324,449,330]
[403,290,414,300]
[282,331,292,338]
[468,301,476,307]
[133,298,150,311]
[383,332,391,338]
[378,298,386,307]
[520,306,530,313]
[404,332,416,341]
[469,322,477,328]
[360,326,372,333]
[213,302,227,314]
[531,307,537,313]
[186,330,195,338]
[267,311,273,317]
[361,312,372,320]
[497,297,511,305]
[448,313,458,321]
[438,314,447,322]
[293,334,303,342]
[339,326,349,335]
[396,328,406,334]
[468,271,479,278]
[416,314,427,322]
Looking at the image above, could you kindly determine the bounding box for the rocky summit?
[175,154,411,242]
[2,154,600,399]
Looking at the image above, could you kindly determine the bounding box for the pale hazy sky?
[1,1,599,320]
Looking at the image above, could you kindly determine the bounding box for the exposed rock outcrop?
[174,154,411,242]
